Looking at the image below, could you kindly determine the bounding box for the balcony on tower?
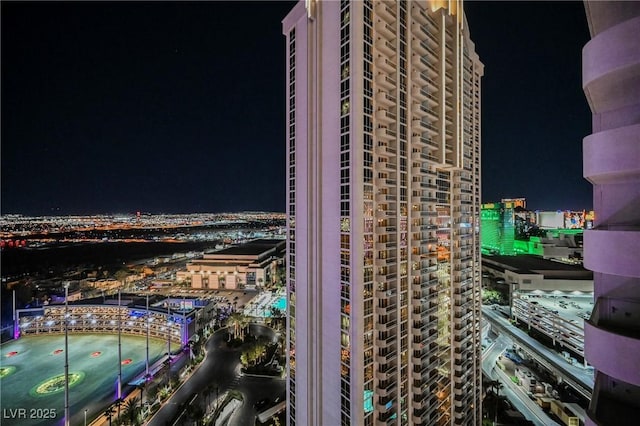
[376,90,396,107]
[376,106,396,123]
[379,71,398,91]
[375,18,396,40]
[587,371,640,426]
[584,297,640,388]
[375,142,397,158]
[375,1,396,26]
[375,125,396,141]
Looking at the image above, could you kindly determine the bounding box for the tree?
[491,380,504,425]
[124,397,139,425]
[104,407,115,426]
[269,307,285,331]
[146,385,158,403]
[136,382,146,414]
[227,312,250,340]
[115,398,124,424]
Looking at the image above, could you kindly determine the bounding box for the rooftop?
[209,238,285,257]
[483,254,593,279]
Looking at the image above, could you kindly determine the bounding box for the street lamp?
[84,409,87,426]
[64,283,70,426]
[117,289,122,401]
[167,302,172,361]
[146,293,150,379]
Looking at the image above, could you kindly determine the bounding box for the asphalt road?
[482,334,557,426]
[482,307,594,397]
[147,324,285,426]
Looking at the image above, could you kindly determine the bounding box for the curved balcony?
[376,107,396,124]
[582,124,640,184]
[376,74,393,92]
[586,372,640,426]
[584,228,640,278]
[375,1,396,25]
[412,38,428,56]
[583,15,640,113]
[375,126,396,141]
[412,58,426,82]
[412,86,427,101]
[376,55,396,74]
[376,91,396,107]
[376,19,396,40]
[585,297,640,386]
[375,142,396,158]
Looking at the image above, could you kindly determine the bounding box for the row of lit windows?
[286,27,296,426]
[339,1,352,424]
[362,1,374,424]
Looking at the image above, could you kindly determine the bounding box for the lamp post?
[182,295,187,347]
[167,301,171,362]
[12,290,18,339]
[146,293,150,379]
[84,409,87,426]
[117,288,122,401]
[64,283,70,426]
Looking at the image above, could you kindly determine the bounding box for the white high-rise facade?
[283,1,483,425]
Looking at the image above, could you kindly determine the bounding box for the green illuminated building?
[481,201,516,255]
[481,200,589,261]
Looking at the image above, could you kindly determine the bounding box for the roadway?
[482,307,593,400]
[482,334,559,426]
[146,324,285,426]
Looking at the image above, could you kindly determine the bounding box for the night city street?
[147,324,285,426]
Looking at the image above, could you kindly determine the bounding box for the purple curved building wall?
[581,2,640,424]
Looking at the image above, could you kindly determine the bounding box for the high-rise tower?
[283,1,483,425]
[581,2,640,424]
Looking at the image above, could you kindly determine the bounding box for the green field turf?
[1,334,167,426]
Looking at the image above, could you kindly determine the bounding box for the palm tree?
[104,407,115,426]
[269,307,285,330]
[136,383,146,412]
[227,312,250,340]
[115,398,124,424]
[124,397,139,425]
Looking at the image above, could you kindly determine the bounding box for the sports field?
[1,334,167,426]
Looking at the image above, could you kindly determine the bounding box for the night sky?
[1,1,592,216]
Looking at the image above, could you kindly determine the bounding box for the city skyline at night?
[2,1,592,216]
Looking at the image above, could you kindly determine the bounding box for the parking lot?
[511,292,593,359]
[518,293,593,325]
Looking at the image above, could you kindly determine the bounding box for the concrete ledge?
[583,124,640,184]
[583,15,640,113]
[585,320,640,387]
[584,229,640,278]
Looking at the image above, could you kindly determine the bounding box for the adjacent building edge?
[581,1,640,425]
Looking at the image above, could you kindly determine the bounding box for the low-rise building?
[483,254,593,294]
[178,239,285,290]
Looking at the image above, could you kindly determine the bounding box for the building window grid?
[362,0,374,335]
[339,2,352,424]
[286,28,296,426]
